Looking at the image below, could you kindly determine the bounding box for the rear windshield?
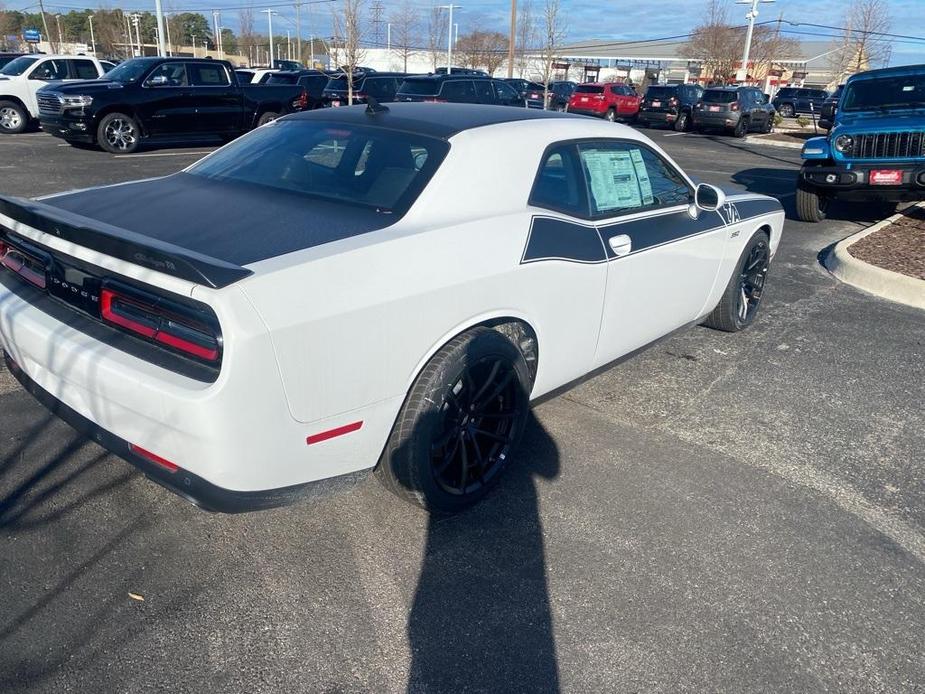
[703,89,738,103]
[841,74,925,111]
[325,76,365,91]
[575,85,604,94]
[775,88,798,97]
[645,86,677,99]
[266,73,299,85]
[186,120,449,214]
[397,79,438,95]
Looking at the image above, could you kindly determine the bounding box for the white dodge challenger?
[0,103,783,513]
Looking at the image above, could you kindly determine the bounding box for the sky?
[4,0,925,65]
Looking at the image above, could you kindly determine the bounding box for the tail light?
[669,97,679,106]
[730,101,740,111]
[0,237,47,289]
[100,285,220,362]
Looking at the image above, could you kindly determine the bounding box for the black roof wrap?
[40,173,397,268]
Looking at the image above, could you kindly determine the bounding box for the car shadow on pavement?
[404,411,562,693]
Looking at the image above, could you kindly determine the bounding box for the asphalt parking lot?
[1,129,923,693]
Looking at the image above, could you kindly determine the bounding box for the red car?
[567,83,641,121]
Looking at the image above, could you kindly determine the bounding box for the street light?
[262,9,278,67]
[54,14,63,53]
[164,13,172,56]
[735,0,774,83]
[87,13,96,55]
[438,5,462,73]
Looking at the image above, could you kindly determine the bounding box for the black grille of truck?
[37,92,62,115]
[851,131,925,159]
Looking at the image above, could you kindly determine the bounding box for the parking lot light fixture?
[735,0,774,83]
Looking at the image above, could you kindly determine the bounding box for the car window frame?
[143,61,189,88]
[186,61,232,87]
[28,58,68,80]
[575,138,695,221]
[528,142,591,218]
[68,58,100,80]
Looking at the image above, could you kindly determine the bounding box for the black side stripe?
[598,208,723,259]
[521,216,607,264]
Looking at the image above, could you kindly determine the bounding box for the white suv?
[0,54,107,134]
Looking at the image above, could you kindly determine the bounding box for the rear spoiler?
[0,195,252,289]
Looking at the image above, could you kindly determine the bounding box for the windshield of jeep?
[842,74,925,111]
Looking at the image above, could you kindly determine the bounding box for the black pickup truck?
[37,57,309,153]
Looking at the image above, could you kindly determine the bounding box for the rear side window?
[440,80,476,102]
[578,142,690,217]
[300,75,328,94]
[494,81,518,101]
[266,73,299,85]
[189,63,230,86]
[576,85,604,94]
[70,59,99,79]
[365,77,397,99]
[398,79,437,96]
[776,88,797,98]
[473,80,494,103]
[530,146,585,216]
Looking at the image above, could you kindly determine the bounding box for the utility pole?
[507,0,516,78]
[438,5,462,73]
[192,34,197,57]
[154,0,167,56]
[37,0,53,53]
[131,14,142,56]
[735,0,774,83]
[164,13,172,56]
[287,30,291,60]
[370,0,384,47]
[295,2,302,63]
[262,9,277,67]
[212,10,221,57]
[55,14,63,53]
[88,13,96,55]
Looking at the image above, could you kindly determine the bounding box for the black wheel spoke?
[471,359,502,404]
[472,428,510,444]
[479,370,515,409]
[435,434,462,476]
[459,437,469,490]
[474,410,518,421]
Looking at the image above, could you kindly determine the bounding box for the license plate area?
[869,169,903,185]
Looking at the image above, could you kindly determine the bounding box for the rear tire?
[703,231,771,332]
[732,117,748,138]
[796,180,828,222]
[779,103,794,117]
[0,100,28,135]
[376,327,531,513]
[674,112,689,131]
[97,112,140,154]
[605,108,616,122]
[257,111,278,126]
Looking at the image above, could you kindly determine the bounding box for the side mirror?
[694,183,726,212]
[146,75,169,86]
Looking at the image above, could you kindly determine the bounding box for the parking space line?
[113,151,213,159]
[662,132,689,137]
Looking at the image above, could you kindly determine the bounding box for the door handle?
[608,234,632,257]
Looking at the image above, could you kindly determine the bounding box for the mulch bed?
[848,205,925,281]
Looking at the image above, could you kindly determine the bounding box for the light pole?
[164,13,172,56]
[55,14,63,52]
[438,5,462,73]
[191,34,197,57]
[131,14,142,56]
[735,0,774,83]
[88,13,96,55]
[154,0,167,56]
[287,30,291,60]
[212,10,221,57]
[262,9,278,67]
[507,0,516,78]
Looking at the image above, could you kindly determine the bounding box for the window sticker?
[629,149,654,205]
[583,149,642,211]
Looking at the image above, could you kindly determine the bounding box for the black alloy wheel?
[429,356,521,496]
[703,232,771,332]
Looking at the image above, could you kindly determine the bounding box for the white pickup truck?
[0,54,111,134]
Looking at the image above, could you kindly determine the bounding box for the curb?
[744,134,807,149]
[823,204,925,310]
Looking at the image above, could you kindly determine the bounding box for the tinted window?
[266,73,299,85]
[576,85,604,94]
[187,120,448,213]
[101,61,117,73]
[70,59,99,79]
[397,79,437,96]
[189,63,230,86]
[645,86,677,99]
[776,88,798,98]
[235,70,255,83]
[842,74,925,111]
[29,59,68,80]
[473,80,494,103]
[494,81,518,102]
[703,89,737,103]
[530,146,585,216]
[812,90,827,99]
[299,75,328,95]
[578,142,690,217]
[365,77,396,99]
[0,56,38,76]
[440,80,476,102]
[145,62,187,86]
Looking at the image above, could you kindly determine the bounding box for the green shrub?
[796,116,810,128]
[773,111,784,126]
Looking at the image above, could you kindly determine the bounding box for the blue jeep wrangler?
[796,64,925,222]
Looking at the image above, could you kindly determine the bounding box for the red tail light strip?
[129,443,180,473]
[306,421,363,446]
[0,242,47,289]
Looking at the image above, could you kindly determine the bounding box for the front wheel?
[0,100,28,134]
[762,115,773,133]
[97,112,140,153]
[376,327,531,513]
[257,111,278,126]
[703,232,771,332]
[795,180,828,222]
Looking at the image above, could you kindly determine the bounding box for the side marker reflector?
[306,421,363,446]
[130,443,180,473]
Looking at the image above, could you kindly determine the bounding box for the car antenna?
[366,95,389,115]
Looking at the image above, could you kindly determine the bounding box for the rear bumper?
[568,107,606,118]
[38,113,95,142]
[637,110,678,125]
[694,112,739,128]
[4,350,367,512]
[801,162,925,201]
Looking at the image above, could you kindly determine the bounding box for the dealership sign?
[23,28,42,43]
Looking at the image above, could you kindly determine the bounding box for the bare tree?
[539,0,566,109]
[687,0,739,83]
[829,0,893,80]
[426,5,448,72]
[515,0,537,78]
[238,7,257,64]
[388,0,417,72]
[456,24,507,75]
[332,0,366,104]
[748,22,800,82]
